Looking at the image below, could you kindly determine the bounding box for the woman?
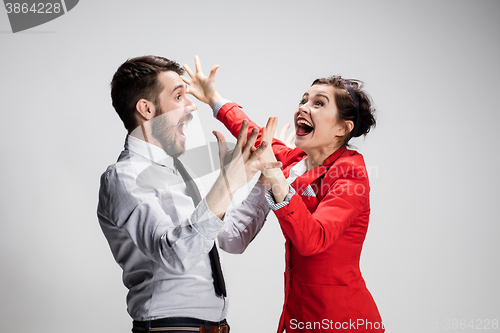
[183,56,384,332]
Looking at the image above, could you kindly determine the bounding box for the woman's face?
[294,84,345,156]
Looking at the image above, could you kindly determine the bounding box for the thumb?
[213,131,228,155]
[209,65,220,79]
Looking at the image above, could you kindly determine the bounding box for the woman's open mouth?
[296,117,314,136]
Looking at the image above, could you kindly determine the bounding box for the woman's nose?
[298,103,309,114]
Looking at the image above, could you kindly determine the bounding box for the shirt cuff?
[212,99,232,118]
[189,198,225,240]
[265,186,296,211]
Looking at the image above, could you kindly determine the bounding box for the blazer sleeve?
[271,158,370,256]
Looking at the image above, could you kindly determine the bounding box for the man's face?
[150,71,197,157]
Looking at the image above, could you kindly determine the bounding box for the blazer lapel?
[288,147,347,212]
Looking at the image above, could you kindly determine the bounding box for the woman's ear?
[336,120,354,137]
[136,99,156,120]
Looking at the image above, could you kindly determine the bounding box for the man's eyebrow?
[171,84,184,94]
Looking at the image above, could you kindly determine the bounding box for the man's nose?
[185,96,197,112]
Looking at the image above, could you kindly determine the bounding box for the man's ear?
[136,99,156,120]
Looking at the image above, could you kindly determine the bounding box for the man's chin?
[164,142,185,158]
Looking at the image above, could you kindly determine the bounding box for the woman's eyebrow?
[316,93,330,102]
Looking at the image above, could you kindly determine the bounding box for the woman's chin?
[294,139,308,153]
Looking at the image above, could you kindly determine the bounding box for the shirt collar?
[125,135,175,169]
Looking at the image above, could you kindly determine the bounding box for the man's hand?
[213,120,281,194]
[206,120,281,218]
[182,55,222,108]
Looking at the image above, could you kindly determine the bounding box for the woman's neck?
[305,144,344,171]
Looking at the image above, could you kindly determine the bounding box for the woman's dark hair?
[312,76,376,146]
[110,55,184,132]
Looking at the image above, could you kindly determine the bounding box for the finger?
[278,123,291,140]
[194,55,204,75]
[269,117,278,137]
[236,120,249,150]
[181,75,192,86]
[260,125,267,143]
[213,131,229,155]
[251,140,267,160]
[265,117,275,135]
[262,118,272,142]
[286,130,296,144]
[243,127,259,158]
[183,64,195,78]
[208,65,220,79]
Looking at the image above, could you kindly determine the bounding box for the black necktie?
[173,157,227,297]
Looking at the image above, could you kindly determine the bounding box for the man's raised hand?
[182,55,222,108]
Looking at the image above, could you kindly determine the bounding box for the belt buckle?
[209,323,224,333]
[218,323,228,333]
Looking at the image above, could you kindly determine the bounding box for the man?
[97,55,279,333]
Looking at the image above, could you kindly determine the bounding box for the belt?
[132,317,229,333]
[200,323,229,333]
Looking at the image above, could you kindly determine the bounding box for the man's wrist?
[207,173,233,219]
[208,92,223,109]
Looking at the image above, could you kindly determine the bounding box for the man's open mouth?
[177,114,194,139]
[296,117,314,136]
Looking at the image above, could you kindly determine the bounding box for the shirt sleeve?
[217,183,270,254]
[97,164,224,275]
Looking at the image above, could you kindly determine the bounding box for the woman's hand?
[182,55,222,108]
[213,120,281,195]
[274,122,296,148]
[260,117,292,203]
[259,117,282,179]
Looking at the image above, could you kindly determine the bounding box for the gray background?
[1,0,499,332]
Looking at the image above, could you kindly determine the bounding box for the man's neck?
[129,124,163,150]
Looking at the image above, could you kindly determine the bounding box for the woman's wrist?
[268,171,290,203]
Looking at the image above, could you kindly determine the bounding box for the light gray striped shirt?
[97,135,269,322]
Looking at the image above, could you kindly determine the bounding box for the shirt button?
[203,251,208,254]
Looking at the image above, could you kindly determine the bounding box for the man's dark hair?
[111,55,184,132]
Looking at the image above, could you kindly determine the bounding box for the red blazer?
[217,103,384,332]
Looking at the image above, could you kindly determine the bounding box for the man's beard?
[150,106,193,158]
